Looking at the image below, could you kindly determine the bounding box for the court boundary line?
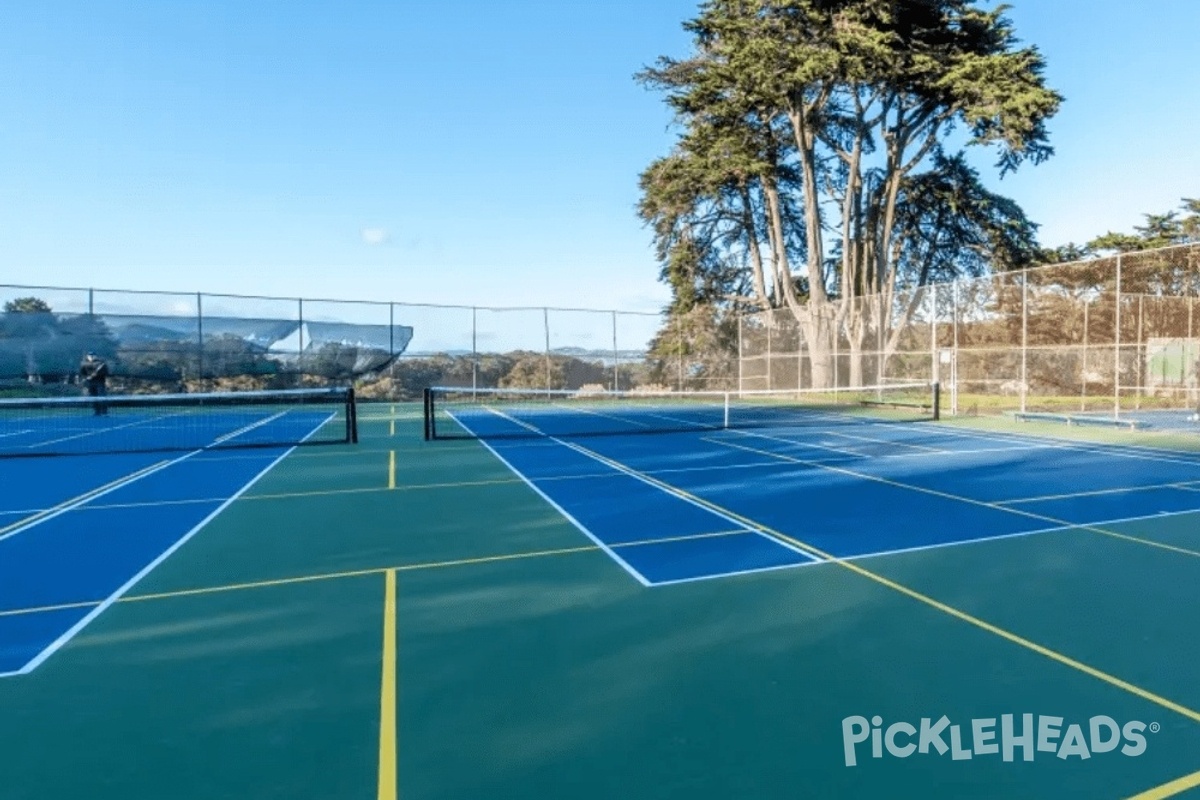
[914,421,1200,469]
[449,410,652,587]
[998,481,1200,506]
[711,432,1200,560]
[22,411,187,450]
[820,427,944,453]
[485,407,822,570]
[0,530,801,621]
[547,436,1200,727]
[0,495,1196,624]
[0,458,172,542]
[1,444,301,678]
[0,411,339,677]
[211,409,289,445]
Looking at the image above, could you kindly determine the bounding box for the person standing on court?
[79,351,110,416]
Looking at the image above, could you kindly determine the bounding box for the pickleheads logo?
[842,715,1157,767]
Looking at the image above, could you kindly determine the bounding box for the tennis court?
[0,384,1198,799]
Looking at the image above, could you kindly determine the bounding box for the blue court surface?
[0,408,334,676]
[447,405,1200,586]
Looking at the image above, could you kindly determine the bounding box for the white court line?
[908,421,1200,470]
[483,408,821,576]
[648,558,823,588]
[845,505,1200,564]
[0,429,34,440]
[609,529,750,548]
[211,410,289,445]
[997,480,1200,506]
[0,460,792,520]
[574,402,1024,462]
[0,458,183,544]
[25,411,189,449]
[449,410,652,586]
[632,407,869,458]
[544,437,821,565]
[738,412,1200,471]
[820,428,945,453]
[562,437,1200,576]
[1,417,329,678]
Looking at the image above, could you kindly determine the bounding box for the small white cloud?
[361,227,389,246]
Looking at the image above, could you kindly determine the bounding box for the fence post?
[1136,294,1144,409]
[196,292,204,384]
[736,314,743,395]
[930,286,939,387]
[298,298,305,376]
[1114,254,1122,417]
[1081,300,1089,412]
[677,323,684,391]
[952,280,959,416]
[876,295,884,386]
[1189,294,1195,394]
[88,288,94,316]
[611,311,619,391]
[766,310,773,391]
[1020,275,1028,413]
[832,307,838,391]
[389,302,395,357]
[471,307,478,397]
[543,307,551,390]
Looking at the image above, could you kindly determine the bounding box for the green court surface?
[1,407,1198,799]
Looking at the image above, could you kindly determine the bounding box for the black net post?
[423,387,434,441]
[932,382,941,421]
[346,387,359,443]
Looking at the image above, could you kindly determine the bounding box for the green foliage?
[0,308,117,381]
[893,152,1041,281]
[3,297,52,313]
[1085,198,1200,255]
[638,0,1060,386]
[363,352,617,400]
[499,353,566,390]
[645,304,737,389]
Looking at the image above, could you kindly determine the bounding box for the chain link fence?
[737,243,1200,417]
[5,242,1197,412]
[0,285,672,401]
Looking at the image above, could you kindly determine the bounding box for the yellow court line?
[388,451,396,490]
[0,528,770,620]
[1124,767,1200,800]
[710,435,1200,560]
[560,438,1200,727]
[106,545,602,609]
[378,569,398,800]
[0,459,169,538]
[3,462,791,519]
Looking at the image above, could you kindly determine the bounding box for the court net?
[0,387,358,458]
[423,383,939,440]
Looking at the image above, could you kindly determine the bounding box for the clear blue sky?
[1,1,1197,313]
